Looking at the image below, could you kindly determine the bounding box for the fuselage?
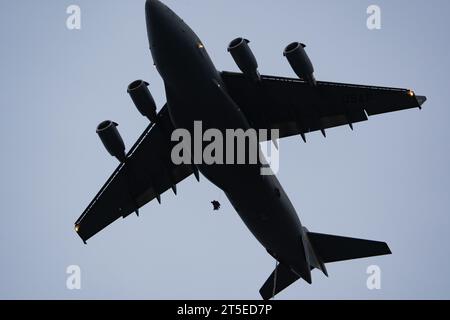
[145,0,310,279]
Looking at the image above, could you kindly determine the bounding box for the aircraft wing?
[75,105,194,243]
[221,71,426,141]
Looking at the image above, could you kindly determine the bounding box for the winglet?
[416,95,427,109]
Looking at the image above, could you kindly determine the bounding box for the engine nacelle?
[283,42,316,87]
[227,38,261,82]
[96,120,126,162]
[127,80,157,122]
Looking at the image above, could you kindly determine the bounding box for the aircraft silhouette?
[75,0,426,299]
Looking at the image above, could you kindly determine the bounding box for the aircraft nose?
[145,0,163,17]
[145,0,169,47]
[145,0,190,81]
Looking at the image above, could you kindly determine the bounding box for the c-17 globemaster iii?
[75,0,426,299]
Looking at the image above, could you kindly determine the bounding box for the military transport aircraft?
[75,0,426,299]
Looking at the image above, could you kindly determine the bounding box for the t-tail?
[259,227,391,300]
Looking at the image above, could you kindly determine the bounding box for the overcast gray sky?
[0,0,449,299]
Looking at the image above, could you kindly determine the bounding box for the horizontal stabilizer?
[259,263,300,300]
[307,232,392,263]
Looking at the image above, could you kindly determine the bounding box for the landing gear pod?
[283,42,316,87]
[96,120,126,163]
[127,80,158,122]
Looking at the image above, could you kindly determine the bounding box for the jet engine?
[127,80,157,123]
[283,42,316,87]
[227,38,261,82]
[96,120,126,162]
